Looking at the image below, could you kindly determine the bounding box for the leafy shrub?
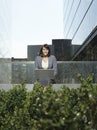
[0,75,97,130]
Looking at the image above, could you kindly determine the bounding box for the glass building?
[0,0,12,58]
[63,0,97,46]
[0,0,12,83]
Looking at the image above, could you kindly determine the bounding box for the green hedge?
[0,74,97,130]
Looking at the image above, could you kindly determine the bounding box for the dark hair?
[39,44,51,57]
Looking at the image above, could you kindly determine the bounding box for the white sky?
[11,0,64,58]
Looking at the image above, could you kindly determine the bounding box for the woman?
[35,44,57,84]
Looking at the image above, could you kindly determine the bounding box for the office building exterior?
[0,0,12,83]
[52,39,72,61]
[0,0,12,58]
[63,0,97,60]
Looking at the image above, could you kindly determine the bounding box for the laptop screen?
[35,69,54,80]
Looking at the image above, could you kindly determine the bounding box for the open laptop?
[35,69,54,81]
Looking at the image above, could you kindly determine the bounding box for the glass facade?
[63,0,97,45]
[0,0,12,58]
[0,0,12,83]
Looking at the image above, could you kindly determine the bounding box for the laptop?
[35,69,54,81]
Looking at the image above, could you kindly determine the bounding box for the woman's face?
[42,47,49,56]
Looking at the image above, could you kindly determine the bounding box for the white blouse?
[42,59,48,69]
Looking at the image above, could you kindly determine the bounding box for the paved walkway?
[0,84,80,91]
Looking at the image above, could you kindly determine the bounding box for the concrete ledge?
[53,84,80,90]
[0,84,80,91]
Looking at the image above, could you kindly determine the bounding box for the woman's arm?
[52,56,57,76]
[35,56,38,69]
